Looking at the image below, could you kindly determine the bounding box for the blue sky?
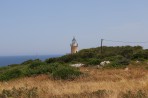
[0,0,148,56]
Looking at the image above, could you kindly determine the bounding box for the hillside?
[0,46,148,98]
[0,46,148,81]
[0,66,148,98]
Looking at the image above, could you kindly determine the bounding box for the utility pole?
[101,39,104,54]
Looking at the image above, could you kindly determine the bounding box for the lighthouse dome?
[71,37,78,46]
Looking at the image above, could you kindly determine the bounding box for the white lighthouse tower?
[70,37,78,54]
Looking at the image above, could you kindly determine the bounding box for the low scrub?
[105,57,129,68]
[0,69,23,81]
[49,89,109,98]
[0,62,82,81]
[52,65,82,80]
[92,90,109,98]
[0,87,38,98]
[118,90,147,98]
[84,58,101,66]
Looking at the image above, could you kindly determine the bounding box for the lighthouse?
[70,37,78,54]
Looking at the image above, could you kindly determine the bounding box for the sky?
[0,0,148,56]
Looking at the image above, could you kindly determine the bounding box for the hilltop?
[46,45,148,67]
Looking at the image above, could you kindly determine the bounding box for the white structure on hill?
[70,37,78,54]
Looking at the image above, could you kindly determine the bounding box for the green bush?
[47,63,60,73]
[26,64,52,76]
[28,62,60,75]
[106,58,129,68]
[84,58,101,65]
[21,59,34,65]
[120,48,134,59]
[104,55,123,61]
[132,50,148,60]
[0,69,23,81]
[52,66,82,80]
[26,62,82,80]
[57,55,72,63]
[0,62,82,81]
[45,58,57,64]
[29,60,45,69]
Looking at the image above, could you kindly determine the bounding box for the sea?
[0,55,62,67]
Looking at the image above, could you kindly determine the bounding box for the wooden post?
[101,39,103,54]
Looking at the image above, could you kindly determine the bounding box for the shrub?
[0,69,23,81]
[132,51,145,60]
[92,90,108,98]
[26,64,51,76]
[78,50,96,58]
[27,62,60,75]
[84,58,101,65]
[26,62,82,80]
[120,48,134,59]
[47,63,60,73]
[21,59,34,65]
[0,87,38,98]
[45,58,57,64]
[106,58,129,68]
[52,65,82,80]
[104,55,123,61]
[29,60,45,69]
[28,63,59,75]
[56,54,79,63]
[0,62,82,81]
[8,64,20,67]
[118,58,130,65]
[118,90,147,98]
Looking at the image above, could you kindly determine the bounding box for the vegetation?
[0,87,38,98]
[105,57,130,68]
[118,90,148,98]
[0,45,148,81]
[46,46,148,67]
[1,88,147,98]
[0,67,148,98]
[52,65,82,80]
[0,61,81,81]
[0,45,148,98]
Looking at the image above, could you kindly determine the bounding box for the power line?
[103,39,148,44]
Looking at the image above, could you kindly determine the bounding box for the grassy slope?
[0,65,148,98]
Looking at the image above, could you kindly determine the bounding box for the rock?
[136,60,140,63]
[124,67,129,71]
[100,61,110,66]
[100,62,105,66]
[106,61,110,64]
[97,65,103,69]
[70,63,84,67]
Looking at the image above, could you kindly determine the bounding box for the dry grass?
[0,66,148,98]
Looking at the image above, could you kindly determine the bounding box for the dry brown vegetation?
[0,65,148,98]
